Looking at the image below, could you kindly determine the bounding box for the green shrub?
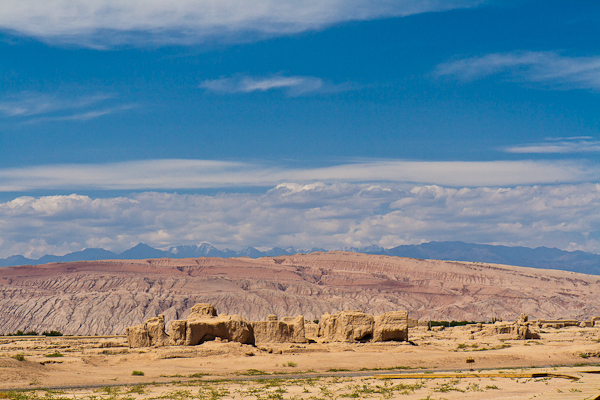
[12,354,26,361]
[132,370,145,376]
[45,352,64,358]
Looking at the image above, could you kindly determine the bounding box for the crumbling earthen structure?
[374,311,410,342]
[316,310,409,343]
[126,304,409,348]
[252,315,307,344]
[318,311,375,342]
[126,314,169,347]
[482,313,540,340]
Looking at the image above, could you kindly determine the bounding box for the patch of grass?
[127,384,146,394]
[95,386,121,395]
[579,353,589,359]
[3,391,37,400]
[573,362,600,367]
[485,385,500,390]
[285,361,297,367]
[131,370,145,376]
[341,380,424,398]
[238,369,269,376]
[197,386,229,400]
[466,382,483,392]
[456,343,480,351]
[359,365,424,371]
[45,352,64,358]
[463,343,511,352]
[188,372,209,378]
[45,389,66,397]
[319,385,336,399]
[12,354,25,362]
[327,368,350,372]
[154,389,193,399]
[433,379,465,393]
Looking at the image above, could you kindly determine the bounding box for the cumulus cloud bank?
[435,51,600,91]
[1,182,599,259]
[0,159,598,192]
[0,0,486,47]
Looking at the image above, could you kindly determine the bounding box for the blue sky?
[1,0,600,258]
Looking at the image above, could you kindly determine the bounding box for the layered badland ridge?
[1,251,600,336]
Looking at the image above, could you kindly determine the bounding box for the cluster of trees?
[3,330,62,336]
[428,319,501,328]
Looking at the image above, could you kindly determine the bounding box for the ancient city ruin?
[126,305,600,348]
[126,303,409,347]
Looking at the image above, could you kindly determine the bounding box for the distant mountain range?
[2,241,600,276]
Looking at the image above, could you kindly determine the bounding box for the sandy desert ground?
[1,325,600,399]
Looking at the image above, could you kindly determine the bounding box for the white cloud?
[0,92,113,117]
[435,51,600,91]
[0,0,486,47]
[1,182,599,259]
[0,159,598,192]
[0,92,133,123]
[200,75,332,96]
[504,137,600,154]
[25,105,137,124]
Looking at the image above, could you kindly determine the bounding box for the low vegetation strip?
[0,372,593,400]
[373,371,581,381]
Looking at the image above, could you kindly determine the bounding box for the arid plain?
[1,252,600,399]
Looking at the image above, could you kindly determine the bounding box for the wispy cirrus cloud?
[0,92,114,117]
[0,92,134,124]
[504,137,600,154]
[435,51,600,90]
[0,158,597,192]
[200,74,348,96]
[25,105,137,124]
[0,0,486,47]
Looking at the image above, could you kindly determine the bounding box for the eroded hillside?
[1,252,599,335]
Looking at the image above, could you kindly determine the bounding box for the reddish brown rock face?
[1,252,600,335]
